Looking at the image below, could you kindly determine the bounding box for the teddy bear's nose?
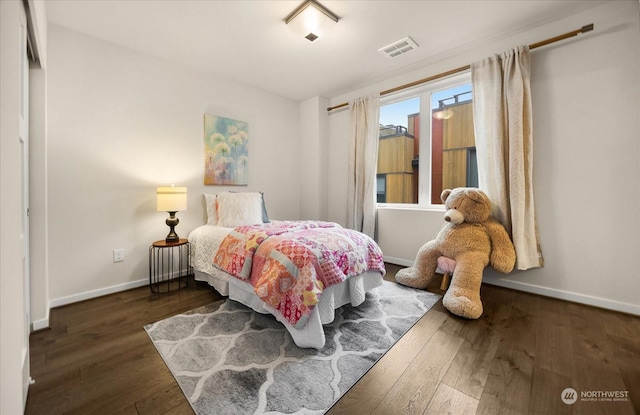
[444,209,464,225]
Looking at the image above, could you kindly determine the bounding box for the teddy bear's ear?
[465,188,487,204]
[440,189,452,203]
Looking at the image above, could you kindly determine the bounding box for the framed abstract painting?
[204,114,249,185]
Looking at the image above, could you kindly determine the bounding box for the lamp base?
[165,234,180,243]
[165,212,180,242]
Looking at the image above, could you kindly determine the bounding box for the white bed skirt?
[193,269,231,296]
[194,268,383,349]
[228,271,383,349]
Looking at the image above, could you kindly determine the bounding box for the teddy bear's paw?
[491,256,515,274]
[442,291,483,319]
[395,269,428,290]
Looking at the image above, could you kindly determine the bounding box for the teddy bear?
[395,187,516,319]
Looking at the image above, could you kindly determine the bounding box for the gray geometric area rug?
[145,280,441,415]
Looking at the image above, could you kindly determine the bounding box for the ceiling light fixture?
[284,0,339,42]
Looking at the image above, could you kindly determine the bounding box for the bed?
[188,192,386,349]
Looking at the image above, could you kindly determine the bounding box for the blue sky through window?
[380,97,419,128]
[379,83,472,128]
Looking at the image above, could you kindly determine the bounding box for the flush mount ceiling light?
[284,0,339,42]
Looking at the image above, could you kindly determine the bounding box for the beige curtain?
[347,95,380,238]
[471,46,543,270]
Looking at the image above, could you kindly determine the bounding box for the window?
[376,174,386,203]
[377,73,477,206]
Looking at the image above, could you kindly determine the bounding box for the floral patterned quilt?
[213,221,385,328]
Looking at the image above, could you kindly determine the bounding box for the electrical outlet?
[113,248,125,262]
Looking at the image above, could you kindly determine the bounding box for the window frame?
[376,71,473,210]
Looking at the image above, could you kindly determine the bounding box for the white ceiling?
[45,0,609,102]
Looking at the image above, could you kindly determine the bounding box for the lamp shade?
[156,186,187,212]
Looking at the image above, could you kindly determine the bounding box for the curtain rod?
[327,23,594,112]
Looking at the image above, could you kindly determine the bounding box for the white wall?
[327,1,640,315]
[299,96,330,220]
[29,0,49,330]
[29,67,48,330]
[46,24,301,306]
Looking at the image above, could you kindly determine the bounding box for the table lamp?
[157,186,187,242]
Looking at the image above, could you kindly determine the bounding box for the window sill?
[376,204,445,212]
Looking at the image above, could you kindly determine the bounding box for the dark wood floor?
[26,265,639,415]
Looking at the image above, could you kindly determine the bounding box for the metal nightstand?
[148,238,193,293]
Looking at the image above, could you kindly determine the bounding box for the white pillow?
[204,192,270,226]
[216,192,264,227]
[204,193,218,225]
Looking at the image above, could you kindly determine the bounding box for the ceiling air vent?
[378,36,419,58]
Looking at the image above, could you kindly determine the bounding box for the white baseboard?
[31,308,50,331]
[37,273,189,329]
[384,256,640,316]
[383,256,414,268]
[49,278,149,309]
[482,275,640,316]
[32,278,152,331]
